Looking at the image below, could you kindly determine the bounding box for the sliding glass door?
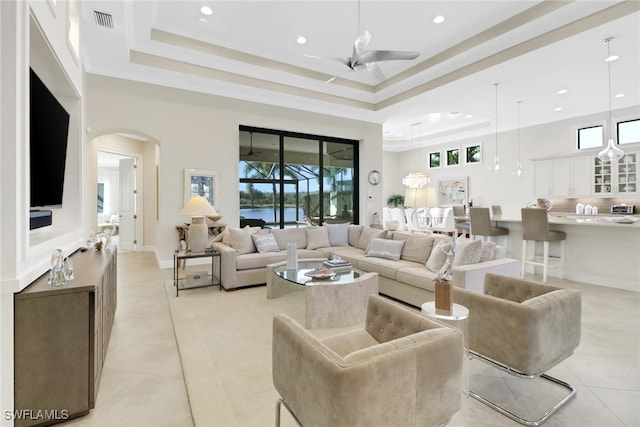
[239,126,358,228]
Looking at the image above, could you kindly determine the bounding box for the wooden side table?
[173,249,221,297]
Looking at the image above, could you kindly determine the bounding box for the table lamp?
[179,196,219,252]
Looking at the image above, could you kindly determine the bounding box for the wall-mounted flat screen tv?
[29,68,70,208]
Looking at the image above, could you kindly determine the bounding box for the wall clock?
[368,170,381,185]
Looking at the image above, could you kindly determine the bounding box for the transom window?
[617,118,640,145]
[577,125,603,150]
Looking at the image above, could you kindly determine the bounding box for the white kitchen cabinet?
[593,151,637,195]
[534,156,591,197]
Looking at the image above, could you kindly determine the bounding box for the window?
[617,119,640,145]
[445,147,460,166]
[464,143,482,164]
[239,126,358,228]
[428,151,441,168]
[577,125,603,149]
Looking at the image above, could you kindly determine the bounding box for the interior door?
[118,158,136,251]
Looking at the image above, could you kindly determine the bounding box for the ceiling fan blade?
[367,63,386,82]
[306,54,352,68]
[353,29,371,57]
[355,50,420,66]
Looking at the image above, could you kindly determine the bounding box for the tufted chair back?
[483,272,558,303]
[364,294,431,342]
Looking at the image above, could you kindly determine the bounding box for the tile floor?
[66,251,639,427]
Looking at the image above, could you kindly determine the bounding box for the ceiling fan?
[318,29,420,83]
[241,131,261,157]
[309,1,420,82]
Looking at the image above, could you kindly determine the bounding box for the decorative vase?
[434,279,453,311]
[48,249,66,286]
[286,243,298,270]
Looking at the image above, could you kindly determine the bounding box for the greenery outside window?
[464,143,482,164]
[445,147,460,166]
[428,151,441,168]
[239,126,358,228]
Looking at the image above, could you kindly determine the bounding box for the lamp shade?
[179,196,219,217]
[404,188,429,208]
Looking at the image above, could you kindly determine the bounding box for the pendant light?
[514,100,526,177]
[489,83,504,173]
[597,37,624,163]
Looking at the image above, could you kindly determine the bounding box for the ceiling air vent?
[93,10,113,29]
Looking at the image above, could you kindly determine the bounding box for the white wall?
[84,75,384,266]
[393,106,640,218]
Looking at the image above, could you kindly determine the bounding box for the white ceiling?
[79,1,640,151]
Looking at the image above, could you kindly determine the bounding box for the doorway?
[97,151,143,251]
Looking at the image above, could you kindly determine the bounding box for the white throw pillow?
[306,227,331,250]
[426,240,453,273]
[251,233,280,253]
[229,227,257,254]
[479,241,497,262]
[366,238,405,261]
[325,223,350,246]
[452,238,482,267]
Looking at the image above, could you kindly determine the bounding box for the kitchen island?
[491,213,639,292]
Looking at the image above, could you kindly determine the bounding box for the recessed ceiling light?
[465,114,473,119]
[605,54,619,62]
[433,16,445,24]
[557,89,568,95]
[296,35,307,45]
[198,17,207,24]
[615,93,625,98]
[200,6,213,15]
[554,107,563,112]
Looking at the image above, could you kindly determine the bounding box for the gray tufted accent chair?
[272,294,464,427]
[453,273,582,426]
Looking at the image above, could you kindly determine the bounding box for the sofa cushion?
[479,241,497,262]
[366,238,405,261]
[229,227,257,254]
[392,233,435,264]
[452,238,482,267]
[396,267,438,292]
[426,240,453,273]
[325,223,350,246]
[348,224,364,247]
[251,233,280,253]
[271,228,307,251]
[306,227,330,250]
[358,258,417,280]
[356,227,387,251]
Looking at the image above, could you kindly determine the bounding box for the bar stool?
[521,208,566,283]
[469,207,509,246]
[452,205,470,238]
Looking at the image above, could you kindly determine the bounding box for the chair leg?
[275,398,302,427]
[542,241,549,283]
[521,240,527,278]
[468,350,577,427]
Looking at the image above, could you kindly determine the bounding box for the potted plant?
[387,194,405,207]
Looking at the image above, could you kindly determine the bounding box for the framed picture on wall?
[445,147,460,167]
[428,150,441,168]
[184,169,218,208]
[437,177,468,207]
[464,143,482,164]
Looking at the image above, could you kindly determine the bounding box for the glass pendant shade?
[598,37,624,163]
[513,100,526,177]
[598,138,624,162]
[489,83,504,173]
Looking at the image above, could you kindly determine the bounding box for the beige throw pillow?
[479,241,497,262]
[229,227,257,254]
[366,238,405,261]
[306,227,330,250]
[392,233,435,264]
[356,227,387,251]
[426,240,453,273]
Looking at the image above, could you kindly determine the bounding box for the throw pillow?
[325,223,350,246]
[479,241,497,262]
[356,227,387,251]
[229,227,256,254]
[366,238,405,261]
[348,224,364,247]
[271,228,307,250]
[452,238,482,267]
[251,233,280,253]
[393,233,435,264]
[426,240,453,273]
[306,227,331,250]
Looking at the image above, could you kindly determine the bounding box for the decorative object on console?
[489,82,505,173]
[48,249,66,286]
[598,37,625,163]
[286,243,298,270]
[179,196,220,252]
[435,280,453,311]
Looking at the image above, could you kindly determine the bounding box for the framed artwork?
[437,177,468,207]
[445,147,460,167]
[184,169,218,208]
[428,150,441,168]
[464,143,482,164]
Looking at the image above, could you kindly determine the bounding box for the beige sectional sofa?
[212,224,520,307]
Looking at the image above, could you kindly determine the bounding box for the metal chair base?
[468,350,576,426]
[275,398,302,427]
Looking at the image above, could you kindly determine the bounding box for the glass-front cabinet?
[593,152,637,195]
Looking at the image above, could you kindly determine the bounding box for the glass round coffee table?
[267,259,379,329]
